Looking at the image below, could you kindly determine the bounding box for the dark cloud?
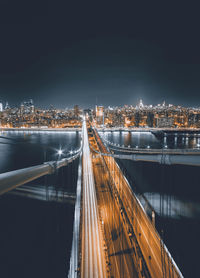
[0,1,200,108]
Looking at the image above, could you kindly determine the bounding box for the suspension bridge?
[1,117,197,277]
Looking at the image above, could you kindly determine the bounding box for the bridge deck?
[81,119,107,278]
[94,127,183,278]
[90,133,138,277]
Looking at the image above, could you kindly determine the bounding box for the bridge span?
[0,120,185,277]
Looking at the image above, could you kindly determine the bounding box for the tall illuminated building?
[139,99,144,108]
[74,105,80,117]
[95,105,104,126]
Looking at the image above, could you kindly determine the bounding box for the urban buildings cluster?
[1,99,200,129]
[0,100,82,128]
[94,100,200,128]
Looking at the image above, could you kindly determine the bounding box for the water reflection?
[138,192,200,219]
[0,131,81,174]
[101,131,200,149]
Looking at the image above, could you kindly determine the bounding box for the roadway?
[89,134,138,278]
[81,118,107,278]
[93,127,183,278]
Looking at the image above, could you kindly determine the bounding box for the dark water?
[101,131,200,278]
[0,130,81,278]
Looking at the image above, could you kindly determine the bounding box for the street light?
[57,149,63,156]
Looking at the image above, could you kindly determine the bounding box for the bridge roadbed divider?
[92,126,184,278]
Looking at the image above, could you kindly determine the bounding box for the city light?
[57,149,63,156]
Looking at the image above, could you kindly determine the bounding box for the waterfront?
[101,130,200,277]
[0,131,81,278]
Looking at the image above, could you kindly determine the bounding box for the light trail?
[81,117,106,278]
[90,126,138,277]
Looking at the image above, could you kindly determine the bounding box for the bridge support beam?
[112,153,200,166]
[0,153,80,195]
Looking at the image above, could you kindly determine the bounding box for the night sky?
[0,1,200,108]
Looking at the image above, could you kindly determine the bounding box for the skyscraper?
[139,99,144,108]
[95,105,104,126]
[74,105,80,117]
[5,102,10,110]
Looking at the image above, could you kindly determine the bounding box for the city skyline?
[1,97,200,129]
[1,98,200,110]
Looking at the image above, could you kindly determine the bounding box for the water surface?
[0,131,81,278]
